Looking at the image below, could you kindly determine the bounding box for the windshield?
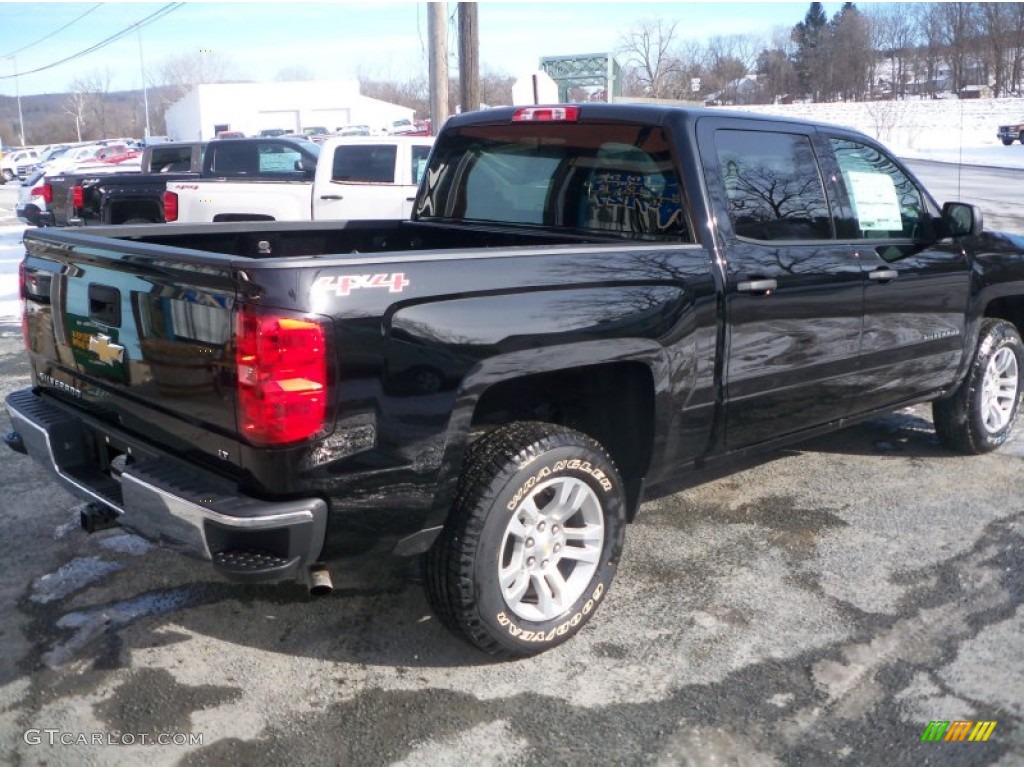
[415,121,692,241]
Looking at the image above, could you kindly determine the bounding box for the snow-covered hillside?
[731,96,1024,168]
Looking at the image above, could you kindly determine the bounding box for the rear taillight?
[236,309,328,445]
[71,185,83,208]
[511,106,580,122]
[36,184,52,204]
[163,191,178,222]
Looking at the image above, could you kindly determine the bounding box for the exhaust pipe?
[308,564,333,596]
[79,502,120,533]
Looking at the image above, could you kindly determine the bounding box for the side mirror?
[942,202,983,238]
[294,158,315,177]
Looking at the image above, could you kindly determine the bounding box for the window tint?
[411,145,431,184]
[830,138,926,239]
[332,145,397,183]
[715,130,832,241]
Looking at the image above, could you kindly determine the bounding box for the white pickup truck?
[164,135,434,223]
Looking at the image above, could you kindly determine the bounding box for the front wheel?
[933,319,1023,453]
[1003,138,1015,146]
[424,422,626,657]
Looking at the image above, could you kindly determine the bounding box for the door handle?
[319,194,343,200]
[405,196,416,202]
[737,278,778,293]
[868,268,898,281]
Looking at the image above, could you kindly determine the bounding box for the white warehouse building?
[164,80,416,140]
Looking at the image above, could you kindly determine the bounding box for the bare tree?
[479,69,514,107]
[866,4,917,99]
[979,3,1015,96]
[70,68,113,139]
[63,87,88,142]
[702,34,762,103]
[617,19,681,98]
[914,3,946,97]
[937,2,981,94]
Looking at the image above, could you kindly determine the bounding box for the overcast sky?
[0,1,849,97]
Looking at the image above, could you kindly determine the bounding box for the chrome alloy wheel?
[981,347,1020,433]
[498,477,605,622]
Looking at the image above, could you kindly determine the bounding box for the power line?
[0,4,105,60]
[0,3,184,81]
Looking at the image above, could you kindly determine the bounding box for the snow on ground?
[0,96,1022,326]
[0,225,25,327]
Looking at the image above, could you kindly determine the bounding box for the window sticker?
[846,170,902,231]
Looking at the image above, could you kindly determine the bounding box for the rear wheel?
[933,319,1023,453]
[424,421,625,657]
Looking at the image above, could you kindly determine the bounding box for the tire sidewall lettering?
[505,457,613,512]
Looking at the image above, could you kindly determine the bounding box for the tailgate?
[21,228,243,464]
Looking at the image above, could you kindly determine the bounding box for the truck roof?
[446,102,856,135]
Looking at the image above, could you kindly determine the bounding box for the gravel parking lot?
[0,178,1022,766]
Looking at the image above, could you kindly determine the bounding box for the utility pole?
[6,55,26,146]
[137,28,152,140]
[427,2,449,135]
[458,2,479,113]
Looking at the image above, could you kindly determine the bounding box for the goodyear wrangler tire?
[424,421,626,657]
[933,319,1023,454]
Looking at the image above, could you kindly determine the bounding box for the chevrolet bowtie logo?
[88,334,125,365]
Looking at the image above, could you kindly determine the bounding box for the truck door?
[822,133,970,414]
[699,120,864,448]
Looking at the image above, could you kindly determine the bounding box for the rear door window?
[332,145,397,183]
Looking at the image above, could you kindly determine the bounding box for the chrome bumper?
[5,388,327,582]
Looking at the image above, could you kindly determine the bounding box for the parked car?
[14,169,50,225]
[259,128,288,137]
[96,145,141,164]
[336,124,371,137]
[1,148,40,183]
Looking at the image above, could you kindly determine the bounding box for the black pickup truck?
[41,141,207,227]
[6,104,1024,657]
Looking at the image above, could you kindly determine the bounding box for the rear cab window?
[416,121,694,241]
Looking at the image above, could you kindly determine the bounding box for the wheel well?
[470,362,655,520]
[984,297,1024,336]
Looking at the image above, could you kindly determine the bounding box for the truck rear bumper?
[5,388,327,584]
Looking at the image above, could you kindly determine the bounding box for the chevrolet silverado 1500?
[6,104,1024,657]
